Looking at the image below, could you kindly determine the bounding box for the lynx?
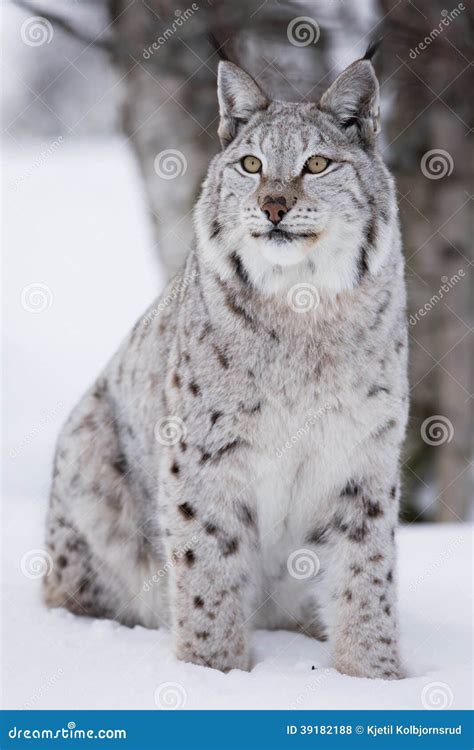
[44,54,408,679]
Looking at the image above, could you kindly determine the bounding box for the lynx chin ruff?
[44,55,408,679]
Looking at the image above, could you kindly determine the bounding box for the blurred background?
[2,0,473,524]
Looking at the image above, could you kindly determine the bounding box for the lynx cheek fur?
[44,56,408,680]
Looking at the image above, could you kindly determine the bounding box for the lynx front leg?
[163,457,257,673]
[327,475,403,679]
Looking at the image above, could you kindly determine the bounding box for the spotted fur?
[43,58,408,679]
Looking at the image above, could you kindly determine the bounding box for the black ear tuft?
[363,38,383,62]
[208,33,230,62]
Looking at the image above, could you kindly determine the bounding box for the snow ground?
[2,139,473,711]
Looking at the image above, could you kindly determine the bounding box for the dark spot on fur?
[220,283,257,332]
[93,380,108,400]
[348,522,368,543]
[390,485,397,499]
[364,500,383,518]
[210,411,222,426]
[387,570,393,583]
[78,578,90,594]
[229,251,250,286]
[198,322,212,342]
[240,401,261,415]
[373,419,397,438]
[172,372,181,389]
[332,512,348,534]
[204,523,218,535]
[369,289,391,330]
[308,525,330,545]
[384,605,391,616]
[238,503,256,528]
[178,502,195,520]
[200,439,247,464]
[213,344,229,369]
[112,453,128,475]
[369,553,384,563]
[350,564,362,576]
[57,555,68,569]
[210,220,221,239]
[379,637,392,645]
[184,550,195,566]
[269,329,279,343]
[170,461,180,475]
[367,384,390,397]
[193,596,204,608]
[372,577,383,585]
[344,589,353,601]
[357,244,369,281]
[221,537,239,556]
[189,381,200,396]
[341,480,361,497]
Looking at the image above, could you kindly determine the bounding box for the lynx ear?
[217,61,268,148]
[319,59,380,146]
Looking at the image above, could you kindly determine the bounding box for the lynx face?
[196,59,396,296]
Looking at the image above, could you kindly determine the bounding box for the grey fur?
[44,58,408,678]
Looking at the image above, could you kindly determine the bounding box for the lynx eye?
[305,155,329,174]
[241,155,262,174]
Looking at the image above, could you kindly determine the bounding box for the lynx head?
[195,55,397,297]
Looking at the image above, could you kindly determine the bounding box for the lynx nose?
[261,195,288,225]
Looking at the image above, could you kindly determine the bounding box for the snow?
[2,139,472,711]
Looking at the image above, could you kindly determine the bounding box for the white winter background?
[2,136,472,712]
